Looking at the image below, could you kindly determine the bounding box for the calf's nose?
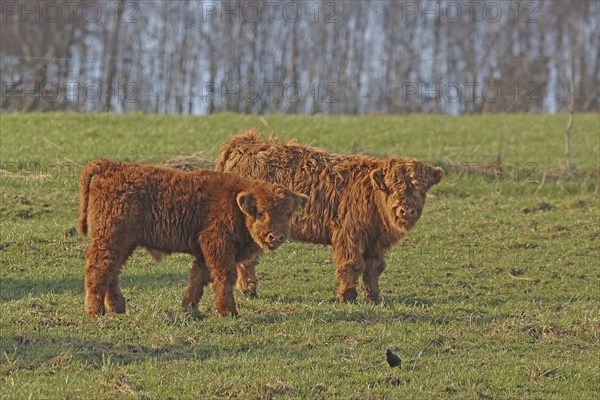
[401,207,417,219]
[267,232,285,244]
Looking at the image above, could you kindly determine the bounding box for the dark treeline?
[1,0,598,114]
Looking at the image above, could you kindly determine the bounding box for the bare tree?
[102,0,123,112]
[1,0,598,115]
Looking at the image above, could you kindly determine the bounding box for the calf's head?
[237,184,309,251]
[370,158,443,228]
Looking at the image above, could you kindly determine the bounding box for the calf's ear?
[284,189,309,216]
[293,193,309,216]
[370,169,389,193]
[430,167,443,186]
[236,192,256,216]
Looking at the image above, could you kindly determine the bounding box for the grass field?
[1,113,599,399]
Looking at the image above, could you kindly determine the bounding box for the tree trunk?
[102,0,123,112]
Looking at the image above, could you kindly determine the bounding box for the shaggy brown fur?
[79,159,308,316]
[215,131,442,303]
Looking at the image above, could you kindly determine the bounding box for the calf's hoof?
[339,287,358,303]
[182,294,200,311]
[85,297,105,316]
[105,304,126,314]
[85,305,105,316]
[104,298,126,314]
[363,290,380,304]
[216,307,239,317]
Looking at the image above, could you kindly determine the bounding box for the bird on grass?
[386,349,401,368]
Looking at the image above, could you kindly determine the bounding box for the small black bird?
[386,349,401,368]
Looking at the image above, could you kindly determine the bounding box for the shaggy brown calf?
[215,131,442,303]
[79,159,308,316]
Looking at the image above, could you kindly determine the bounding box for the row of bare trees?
[1,0,598,114]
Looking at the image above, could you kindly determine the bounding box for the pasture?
[1,113,598,399]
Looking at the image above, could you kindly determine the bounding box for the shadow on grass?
[260,293,434,307]
[382,295,434,309]
[1,331,312,371]
[1,333,216,369]
[0,271,188,301]
[248,294,454,326]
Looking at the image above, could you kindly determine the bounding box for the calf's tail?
[79,159,118,235]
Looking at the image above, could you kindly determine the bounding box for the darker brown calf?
[215,131,442,303]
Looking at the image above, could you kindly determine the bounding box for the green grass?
[1,113,599,399]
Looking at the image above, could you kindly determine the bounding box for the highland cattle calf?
[215,131,442,303]
[79,159,308,316]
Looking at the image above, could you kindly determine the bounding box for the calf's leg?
[84,262,108,315]
[332,241,365,303]
[212,267,238,316]
[362,256,386,304]
[201,235,238,316]
[104,277,126,313]
[84,238,133,315]
[236,256,259,299]
[182,257,211,310]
